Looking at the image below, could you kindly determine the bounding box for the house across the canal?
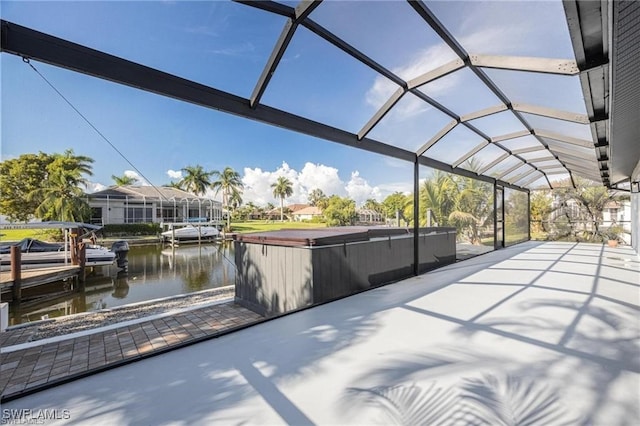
[87,186,223,225]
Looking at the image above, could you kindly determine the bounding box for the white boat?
[0,238,120,271]
[162,225,220,243]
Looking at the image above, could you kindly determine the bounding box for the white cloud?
[240,162,390,207]
[345,171,382,205]
[85,182,107,193]
[377,181,413,196]
[123,170,149,186]
[298,163,345,198]
[241,167,278,206]
[167,169,182,179]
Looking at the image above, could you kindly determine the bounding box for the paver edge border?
[1,297,234,354]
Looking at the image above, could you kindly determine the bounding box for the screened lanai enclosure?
[2,1,640,420]
[1,1,639,262]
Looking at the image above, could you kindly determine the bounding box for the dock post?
[78,242,86,284]
[70,228,79,265]
[10,246,22,301]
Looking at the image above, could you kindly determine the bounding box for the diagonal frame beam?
[533,129,594,148]
[519,172,544,188]
[416,120,457,156]
[248,0,322,108]
[507,164,536,183]
[512,103,590,124]
[460,104,508,122]
[507,167,537,184]
[358,87,405,140]
[478,153,510,175]
[406,58,465,90]
[497,162,525,180]
[452,141,489,168]
[490,130,532,143]
[469,54,579,75]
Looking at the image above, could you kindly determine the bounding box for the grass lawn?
[0,221,327,241]
[231,221,327,233]
[0,228,61,242]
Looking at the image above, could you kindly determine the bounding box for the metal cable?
[23,57,169,201]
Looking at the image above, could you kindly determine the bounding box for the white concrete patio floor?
[2,241,639,425]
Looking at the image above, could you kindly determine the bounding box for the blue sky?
[1,0,589,204]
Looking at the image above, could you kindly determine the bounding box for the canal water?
[8,242,235,325]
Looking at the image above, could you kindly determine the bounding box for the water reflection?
[8,242,235,325]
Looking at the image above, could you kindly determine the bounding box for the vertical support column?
[10,246,21,301]
[413,157,420,276]
[527,190,531,242]
[493,182,498,250]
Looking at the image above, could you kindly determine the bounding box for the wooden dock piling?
[78,242,86,284]
[10,246,21,301]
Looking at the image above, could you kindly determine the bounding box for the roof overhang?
[565,0,640,187]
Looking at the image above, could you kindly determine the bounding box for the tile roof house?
[291,206,323,221]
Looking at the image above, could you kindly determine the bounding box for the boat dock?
[0,266,80,301]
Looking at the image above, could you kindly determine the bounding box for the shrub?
[102,223,161,237]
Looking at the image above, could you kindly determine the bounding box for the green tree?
[447,177,493,245]
[308,188,328,208]
[504,189,529,243]
[237,201,258,221]
[211,166,244,229]
[0,152,51,222]
[419,171,457,227]
[271,176,294,222]
[229,189,243,212]
[111,174,137,186]
[163,181,183,189]
[323,195,357,226]
[363,198,384,214]
[55,149,94,185]
[553,177,628,240]
[27,150,94,222]
[180,165,213,196]
[530,190,552,235]
[382,192,412,226]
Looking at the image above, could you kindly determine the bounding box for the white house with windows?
[86,186,223,225]
[291,206,323,221]
[602,200,631,227]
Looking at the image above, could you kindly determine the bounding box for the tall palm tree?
[56,149,94,185]
[308,188,327,207]
[211,166,244,229]
[229,189,243,212]
[163,181,183,189]
[420,171,457,226]
[271,176,293,222]
[111,174,137,186]
[448,176,493,245]
[179,165,213,196]
[28,152,94,221]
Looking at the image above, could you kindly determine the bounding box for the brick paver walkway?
[0,302,262,401]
